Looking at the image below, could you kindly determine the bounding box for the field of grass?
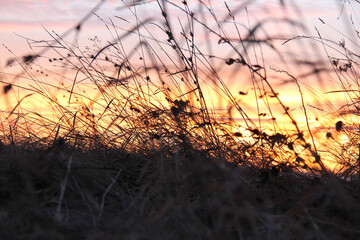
[1,0,360,239]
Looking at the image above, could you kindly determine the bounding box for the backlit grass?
[1,0,360,239]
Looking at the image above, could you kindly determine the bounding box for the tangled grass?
[1,0,360,239]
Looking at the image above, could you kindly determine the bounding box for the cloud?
[1,0,98,23]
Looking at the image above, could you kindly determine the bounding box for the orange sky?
[1,0,358,120]
[1,0,360,170]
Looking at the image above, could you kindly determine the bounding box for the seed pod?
[335,121,343,132]
[234,132,242,137]
[326,132,332,139]
[3,84,12,94]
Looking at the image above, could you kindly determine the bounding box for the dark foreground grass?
[1,143,360,239]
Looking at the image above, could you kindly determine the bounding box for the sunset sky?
[0,0,359,127]
[0,0,355,62]
[1,0,360,169]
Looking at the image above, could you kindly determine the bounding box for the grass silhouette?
[1,0,360,239]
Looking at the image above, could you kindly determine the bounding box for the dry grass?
[0,144,359,239]
[1,0,360,239]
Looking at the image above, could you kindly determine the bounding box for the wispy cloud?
[1,0,102,24]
